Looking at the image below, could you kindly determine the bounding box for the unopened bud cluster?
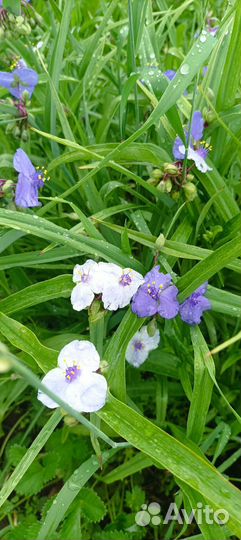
[148,163,197,202]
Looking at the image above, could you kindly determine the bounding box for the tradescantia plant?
[0,1,241,539]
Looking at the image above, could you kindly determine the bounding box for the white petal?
[37,368,67,409]
[126,340,149,368]
[178,144,186,157]
[71,283,94,311]
[139,326,160,351]
[58,340,100,372]
[101,269,144,310]
[187,147,212,173]
[73,260,98,283]
[98,262,122,277]
[65,372,107,412]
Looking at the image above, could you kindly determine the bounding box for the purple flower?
[14,149,44,208]
[164,69,176,81]
[0,67,38,99]
[179,282,211,325]
[173,111,212,173]
[131,266,179,319]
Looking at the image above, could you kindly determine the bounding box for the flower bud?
[16,16,24,26]
[183,182,197,201]
[206,88,215,101]
[152,168,163,179]
[155,233,165,249]
[63,415,78,427]
[147,319,157,337]
[21,129,29,142]
[0,28,5,39]
[13,126,21,138]
[0,343,12,373]
[147,177,159,186]
[165,179,172,193]
[186,173,194,182]
[163,162,179,175]
[157,180,165,192]
[172,191,180,201]
[205,111,216,124]
[2,180,14,193]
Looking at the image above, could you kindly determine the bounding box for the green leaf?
[0,410,62,508]
[37,450,117,540]
[177,236,241,302]
[0,275,72,315]
[187,327,214,444]
[79,488,106,523]
[0,312,57,372]
[98,395,241,538]
[0,209,144,273]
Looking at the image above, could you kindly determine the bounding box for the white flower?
[126,326,160,368]
[37,340,107,412]
[97,262,144,311]
[71,260,103,311]
[178,144,212,173]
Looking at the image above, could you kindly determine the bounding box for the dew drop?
[200,35,206,43]
[180,64,190,75]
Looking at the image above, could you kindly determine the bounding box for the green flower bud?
[147,177,159,186]
[183,182,197,201]
[13,126,21,138]
[206,87,215,101]
[155,233,165,249]
[152,168,163,180]
[2,180,14,193]
[147,319,157,337]
[21,129,29,142]
[172,191,180,201]
[0,343,12,373]
[16,16,24,25]
[0,28,5,39]
[186,173,195,182]
[165,179,172,193]
[163,162,179,175]
[157,180,166,192]
[63,415,78,427]
[205,111,216,124]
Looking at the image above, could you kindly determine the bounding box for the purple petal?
[191,111,204,141]
[173,136,185,160]
[15,173,41,208]
[158,285,179,319]
[132,287,158,318]
[14,149,36,176]
[195,282,208,295]
[0,72,15,92]
[144,267,172,289]
[164,69,176,81]
[180,295,211,325]
[12,68,38,98]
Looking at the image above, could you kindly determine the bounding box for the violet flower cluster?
[70,260,211,326]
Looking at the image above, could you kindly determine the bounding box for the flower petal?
[14,148,36,175]
[164,69,176,81]
[191,111,204,141]
[15,172,41,208]
[37,368,67,409]
[158,285,179,319]
[173,137,185,160]
[187,147,212,173]
[139,326,160,351]
[180,296,211,325]
[58,340,100,372]
[71,283,94,311]
[132,287,158,317]
[65,372,107,412]
[126,341,149,368]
